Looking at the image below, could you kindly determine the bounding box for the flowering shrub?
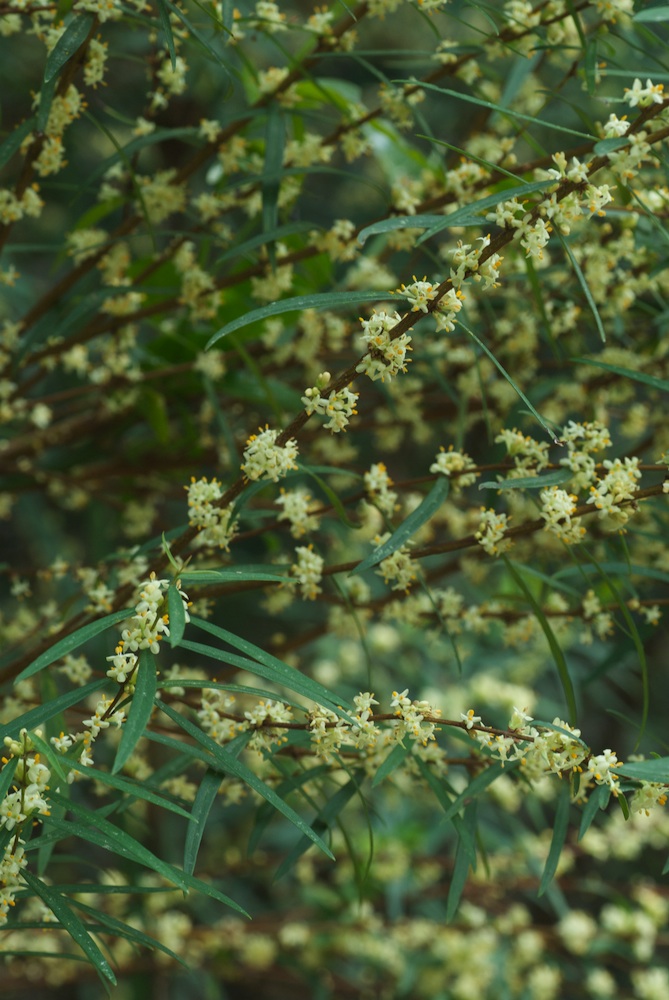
[2,0,669,996]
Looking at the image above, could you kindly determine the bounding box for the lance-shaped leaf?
[157,700,335,860]
[479,470,571,491]
[44,14,95,82]
[112,648,157,774]
[46,791,249,916]
[188,617,351,715]
[351,475,450,576]
[618,757,669,784]
[20,869,117,985]
[274,772,363,880]
[504,558,577,725]
[572,357,669,393]
[538,783,571,895]
[184,732,251,875]
[4,678,108,740]
[16,610,131,683]
[206,291,397,348]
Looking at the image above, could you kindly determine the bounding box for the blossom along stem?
[2,470,666,685]
[8,22,668,380]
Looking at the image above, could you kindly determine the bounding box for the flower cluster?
[434,287,466,332]
[118,573,188,658]
[539,487,585,544]
[275,488,320,538]
[375,535,418,593]
[356,310,413,382]
[241,426,299,482]
[559,420,611,491]
[244,699,293,751]
[0,730,51,924]
[445,236,501,288]
[302,372,359,432]
[587,457,641,526]
[197,690,239,744]
[308,705,350,760]
[363,462,398,517]
[0,736,50,834]
[186,477,237,550]
[389,689,440,746]
[430,446,478,489]
[399,276,441,313]
[623,78,665,109]
[291,545,325,600]
[475,508,512,557]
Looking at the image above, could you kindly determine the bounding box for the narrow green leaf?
[0,757,19,801]
[16,609,130,683]
[155,0,176,68]
[67,758,193,819]
[411,759,481,873]
[205,291,396,349]
[248,763,330,854]
[555,561,669,585]
[414,81,597,140]
[262,106,285,269]
[184,733,250,875]
[299,463,361,530]
[578,783,610,840]
[20,869,116,985]
[188,617,351,714]
[179,568,289,585]
[512,564,580,598]
[177,638,328,709]
[46,793,249,915]
[44,14,94,82]
[159,677,304,706]
[274,773,362,880]
[112,648,157,775]
[436,760,515,825]
[504,558,577,724]
[158,700,335,859]
[163,0,230,83]
[357,180,553,246]
[634,6,669,21]
[357,212,466,245]
[184,770,223,876]
[70,898,187,966]
[0,117,37,172]
[36,75,57,133]
[572,357,669,393]
[3,678,108,741]
[582,549,649,743]
[557,232,606,343]
[618,757,669,783]
[418,180,555,244]
[584,37,598,96]
[479,470,571,491]
[215,221,313,265]
[457,319,559,443]
[593,136,629,155]
[538,785,570,896]
[167,582,187,648]
[446,803,477,921]
[352,476,449,576]
[29,730,69,786]
[371,742,411,787]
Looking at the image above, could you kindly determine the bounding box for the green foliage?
[2,0,669,996]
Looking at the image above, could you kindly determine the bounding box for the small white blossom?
[241,426,299,482]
